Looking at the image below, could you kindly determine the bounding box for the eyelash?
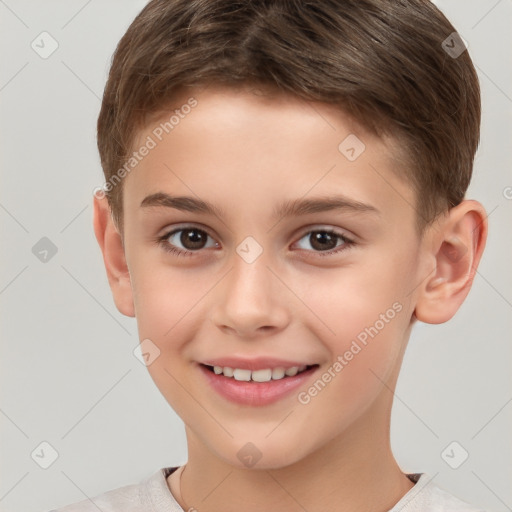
[155,227,355,258]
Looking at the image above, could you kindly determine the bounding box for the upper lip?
[200,357,317,371]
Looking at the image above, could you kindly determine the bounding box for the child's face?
[118,85,429,467]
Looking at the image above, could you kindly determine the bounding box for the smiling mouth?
[201,363,319,382]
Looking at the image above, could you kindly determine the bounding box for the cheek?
[130,261,202,338]
[301,261,408,344]
[295,298,406,438]
[130,264,203,412]
[295,260,410,404]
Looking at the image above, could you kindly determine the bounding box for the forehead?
[124,85,415,227]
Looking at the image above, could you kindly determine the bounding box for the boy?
[53,0,488,510]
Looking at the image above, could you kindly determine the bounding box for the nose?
[210,250,291,338]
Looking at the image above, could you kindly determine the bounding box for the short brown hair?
[97,0,480,235]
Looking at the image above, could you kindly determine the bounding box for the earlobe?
[92,195,135,318]
[414,200,487,324]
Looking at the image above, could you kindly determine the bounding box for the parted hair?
[97,0,480,235]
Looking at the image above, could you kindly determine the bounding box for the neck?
[168,392,415,512]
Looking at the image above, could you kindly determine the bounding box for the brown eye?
[308,231,339,251]
[295,229,354,256]
[177,228,208,250]
[159,227,218,256]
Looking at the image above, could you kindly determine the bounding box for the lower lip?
[198,364,319,406]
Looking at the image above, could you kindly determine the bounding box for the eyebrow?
[140,192,380,219]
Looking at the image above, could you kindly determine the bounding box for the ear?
[92,195,135,317]
[414,200,488,324]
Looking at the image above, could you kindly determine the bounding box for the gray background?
[0,1,511,511]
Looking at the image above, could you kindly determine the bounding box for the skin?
[93,84,487,512]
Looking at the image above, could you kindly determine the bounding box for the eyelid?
[159,223,354,243]
[156,223,356,257]
[160,224,219,252]
[293,223,356,244]
[295,223,353,237]
[157,221,215,238]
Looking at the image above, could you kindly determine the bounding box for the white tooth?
[285,366,299,377]
[218,365,307,380]
[233,368,251,381]
[222,367,234,377]
[271,367,286,380]
[252,369,272,382]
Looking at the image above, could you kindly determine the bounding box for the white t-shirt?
[49,467,486,512]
